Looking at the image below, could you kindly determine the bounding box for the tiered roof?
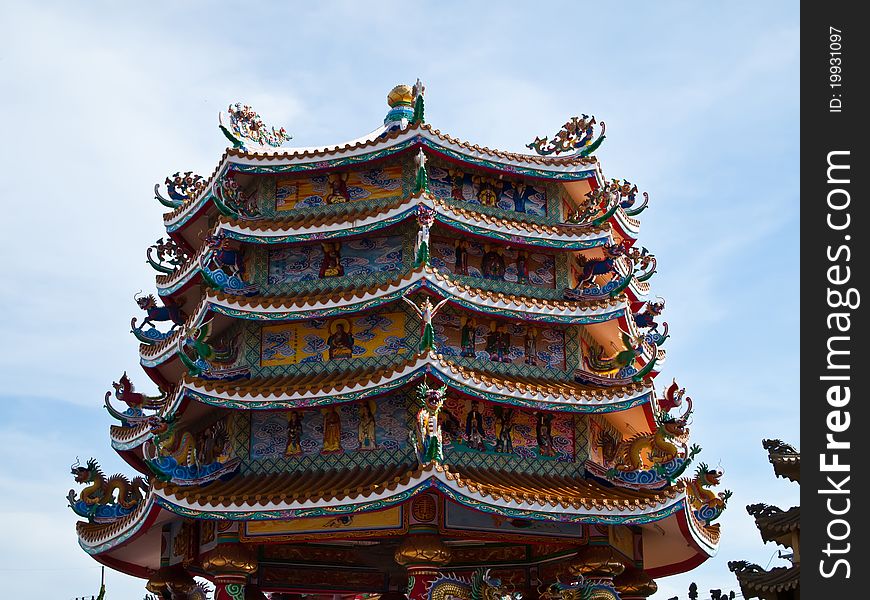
[70,83,724,589]
[729,440,800,600]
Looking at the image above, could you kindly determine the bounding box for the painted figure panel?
[249,396,409,459]
[268,235,404,284]
[260,312,408,366]
[428,166,547,216]
[433,312,566,369]
[276,166,403,211]
[441,396,575,462]
[430,236,555,287]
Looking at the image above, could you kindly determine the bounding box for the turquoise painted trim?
[209,279,624,325]
[79,497,157,555]
[154,479,682,525]
[229,136,598,181]
[165,191,214,233]
[435,213,609,250]
[223,206,418,245]
[182,370,653,413]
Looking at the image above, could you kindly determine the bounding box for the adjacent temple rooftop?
[69,82,729,600]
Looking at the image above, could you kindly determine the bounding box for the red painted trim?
[85,503,163,577]
[644,508,714,578]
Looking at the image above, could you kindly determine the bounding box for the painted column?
[614,568,658,600]
[202,543,258,600]
[394,527,451,600]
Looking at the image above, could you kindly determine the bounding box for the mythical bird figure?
[219,102,291,149]
[177,321,241,377]
[657,379,688,413]
[146,237,189,274]
[154,171,207,209]
[602,398,695,473]
[626,246,657,282]
[589,330,645,373]
[103,372,165,425]
[527,115,606,156]
[685,463,732,525]
[68,458,147,521]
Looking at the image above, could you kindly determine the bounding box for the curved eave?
[153,465,683,523]
[163,124,601,234]
[177,353,655,413]
[142,268,629,368]
[76,493,161,556]
[642,502,720,579]
[157,194,613,298]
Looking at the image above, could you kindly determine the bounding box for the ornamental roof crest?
[219,102,292,149]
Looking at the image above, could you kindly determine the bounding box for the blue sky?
[0,1,798,598]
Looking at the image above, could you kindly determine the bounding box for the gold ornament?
[145,566,195,594]
[201,543,258,576]
[568,545,626,578]
[614,568,658,598]
[394,534,451,567]
[387,84,414,108]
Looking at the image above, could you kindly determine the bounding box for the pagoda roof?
[163,123,603,234]
[157,193,617,298]
[179,352,654,412]
[141,269,632,367]
[76,461,719,580]
[153,463,681,516]
[729,561,799,599]
[746,503,799,547]
[763,439,800,483]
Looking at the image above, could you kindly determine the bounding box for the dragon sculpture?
[103,372,166,426]
[145,416,199,470]
[685,463,732,525]
[603,395,696,474]
[539,577,621,600]
[144,581,212,600]
[144,416,239,485]
[427,568,519,600]
[67,458,148,522]
[154,171,207,209]
[410,381,449,464]
[527,115,606,157]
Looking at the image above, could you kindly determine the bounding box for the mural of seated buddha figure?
[327,320,354,360]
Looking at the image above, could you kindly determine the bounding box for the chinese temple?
[728,440,800,600]
[68,82,730,600]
